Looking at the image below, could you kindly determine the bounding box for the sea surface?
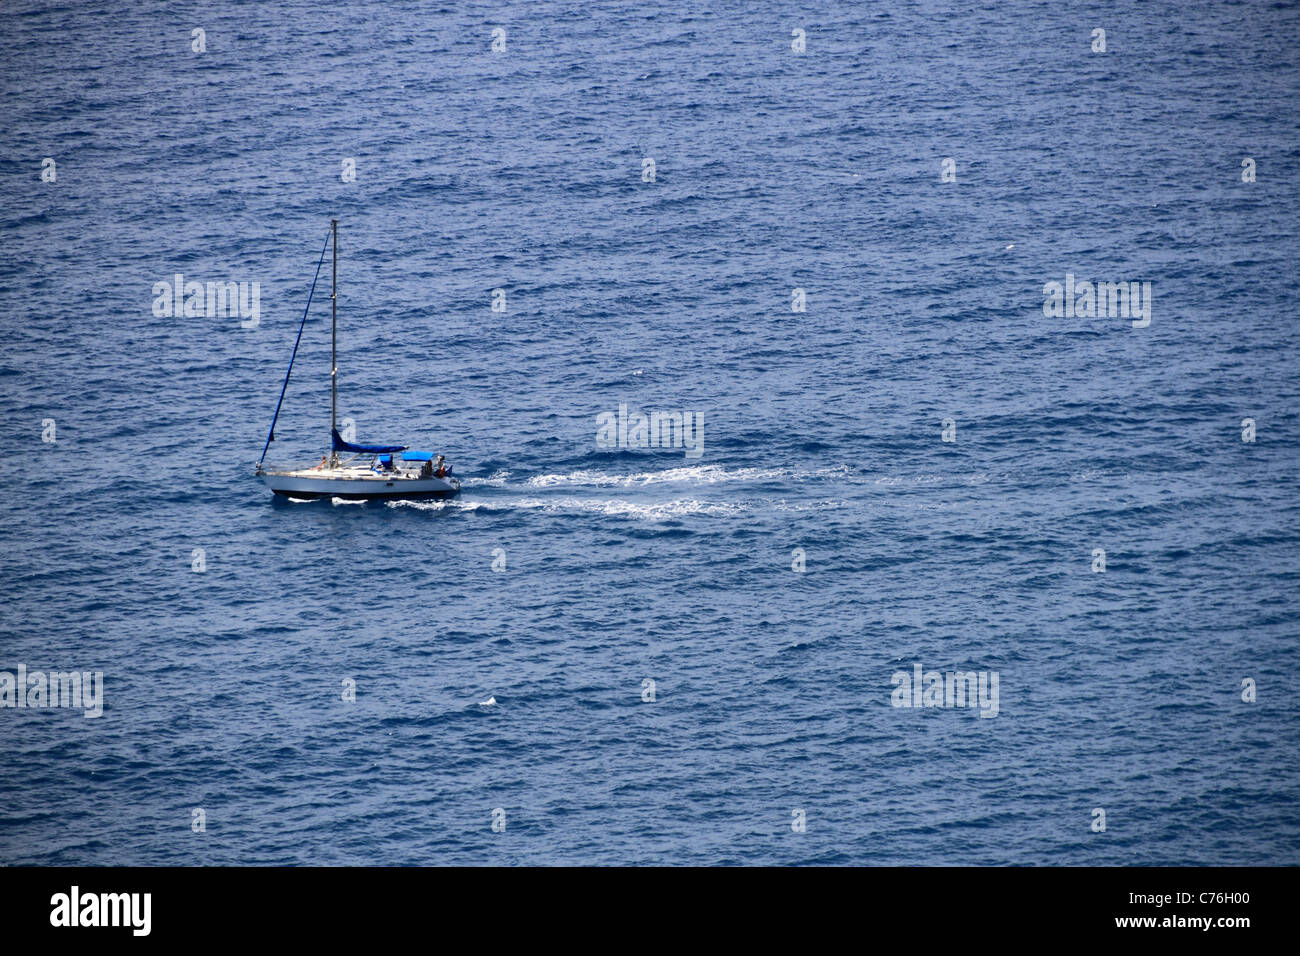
[1,0,1299,865]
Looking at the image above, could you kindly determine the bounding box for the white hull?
[261,469,460,500]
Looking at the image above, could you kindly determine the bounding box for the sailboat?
[255,219,461,500]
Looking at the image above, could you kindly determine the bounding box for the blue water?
[2,0,1299,866]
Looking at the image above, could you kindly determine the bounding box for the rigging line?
[257,230,332,470]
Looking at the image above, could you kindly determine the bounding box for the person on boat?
[434,455,447,479]
[312,454,328,471]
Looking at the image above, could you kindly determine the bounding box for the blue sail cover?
[331,429,406,454]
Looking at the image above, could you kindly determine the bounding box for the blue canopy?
[332,429,406,455]
[401,450,434,462]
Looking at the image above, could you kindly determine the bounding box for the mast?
[330,218,338,466]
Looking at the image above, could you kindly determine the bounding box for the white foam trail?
[510,496,744,519]
[386,498,487,512]
[389,494,741,520]
[520,464,851,489]
[773,498,844,512]
[873,473,992,486]
[461,470,511,488]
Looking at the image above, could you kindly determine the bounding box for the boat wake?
[379,463,860,520]
[461,463,854,489]
[387,495,744,520]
